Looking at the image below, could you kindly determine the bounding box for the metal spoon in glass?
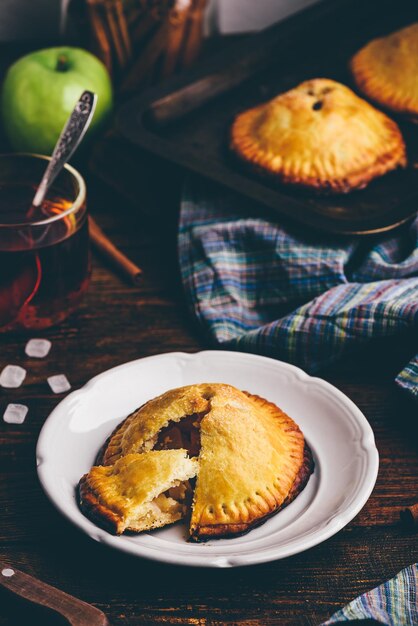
[31,90,97,209]
[31,90,142,285]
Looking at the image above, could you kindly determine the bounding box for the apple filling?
[125,479,192,532]
[154,412,204,457]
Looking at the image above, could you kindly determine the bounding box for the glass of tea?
[0,154,90,332]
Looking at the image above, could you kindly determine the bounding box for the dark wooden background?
[0,16,417,622]
[0,166,417,625]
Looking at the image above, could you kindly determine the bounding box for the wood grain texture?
[0,19,416,612]
[0,174,416,626]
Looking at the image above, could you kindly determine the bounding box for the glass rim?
[0,153,86,229]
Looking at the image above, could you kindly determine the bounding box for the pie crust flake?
[81,383,314,541]
[230,78,406,193]
[351,23,418,121]
[79,450,198,535]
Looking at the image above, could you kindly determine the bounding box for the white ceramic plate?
[37,351,379,568]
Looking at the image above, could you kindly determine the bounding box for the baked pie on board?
[230,78,406,194]
[351,23,418,122]
[80,383,314,541]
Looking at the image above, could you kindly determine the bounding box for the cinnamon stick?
[131,6,163,45]
[87,0,113,72]
[121,18,170,92]
[89,216,142,286]
[104,0,128,68]
[161,0,190,78]
[181,0,206,68]
[115,0,133,61]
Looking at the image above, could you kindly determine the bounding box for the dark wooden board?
[117,0,418,235]
[0,174,417,625]
[0,23,417,626]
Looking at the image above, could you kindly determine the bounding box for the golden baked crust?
[189,389,310,540]
[351,23,418,121]
[98,383,314,541]
[79,450,198,535]
[230,78,406,193]
[99,385,211,465]
[192,442,314,540]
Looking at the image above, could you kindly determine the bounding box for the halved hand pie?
[79,450,198,535]
[230,78,406,193]
[86,383,314,541]
[351,23,418,122]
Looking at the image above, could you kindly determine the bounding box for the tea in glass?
[0,154,90,332]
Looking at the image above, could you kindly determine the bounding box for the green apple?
[2,47,113,154]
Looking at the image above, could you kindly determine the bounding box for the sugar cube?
[25,338,52,358]
[0,365,26,388]
[47,374,71,394]
[3,403,28,424]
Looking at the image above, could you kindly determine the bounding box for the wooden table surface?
[0,163,417,626]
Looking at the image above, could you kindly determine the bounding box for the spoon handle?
[32,90,97,208]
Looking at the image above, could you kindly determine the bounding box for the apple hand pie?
[230,78,406,193]
[83,383,314,541]
[351,23,418,122]
[79,450,198,535]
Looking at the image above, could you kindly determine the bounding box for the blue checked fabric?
[322,563,418,625]
[178,177,418,401]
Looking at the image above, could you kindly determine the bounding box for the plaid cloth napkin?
[323,563,418,624]
[178,177,418,401]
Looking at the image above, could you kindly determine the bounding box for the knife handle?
[0,563,109,626]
